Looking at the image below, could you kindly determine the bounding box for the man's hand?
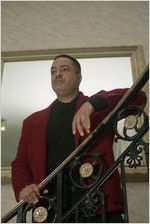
[72,101,94,136]
[19,184,40,204]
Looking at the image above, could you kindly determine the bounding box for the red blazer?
[11,89,146,212]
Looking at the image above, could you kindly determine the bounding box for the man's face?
[51,57,81,98]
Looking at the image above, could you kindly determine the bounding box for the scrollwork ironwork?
[114,105,148,142]
[21,195,57,223]
[81,190,105,218]
[69,153,104,189]
[125,140,147,168]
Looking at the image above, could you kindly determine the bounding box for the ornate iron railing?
[1,65,149,223]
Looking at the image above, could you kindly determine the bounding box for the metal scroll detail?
[19,195,57,223]
[79,162,94,178]
[114,105,148,142]
[81,190,105,218]
[126,140,148,168]
[113,105,148,168]
[69,153,104,189]
[33,206,48,223]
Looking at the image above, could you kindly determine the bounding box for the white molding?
[1,166,11,177]
[1,166,148,184]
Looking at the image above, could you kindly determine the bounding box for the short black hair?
[54,54,81,74]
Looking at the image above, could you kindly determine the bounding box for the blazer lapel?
[31,105,53,183]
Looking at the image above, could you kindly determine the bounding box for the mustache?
[53,78,65,83]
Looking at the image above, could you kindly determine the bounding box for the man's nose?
[55,70,61,78]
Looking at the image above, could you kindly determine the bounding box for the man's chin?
[54,89,67,97]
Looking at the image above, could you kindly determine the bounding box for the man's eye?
[62,67,69,72]
[51,70,56,75]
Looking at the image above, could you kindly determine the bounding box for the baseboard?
[1,166,12,184]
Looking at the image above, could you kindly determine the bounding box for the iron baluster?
[120,159,129,223]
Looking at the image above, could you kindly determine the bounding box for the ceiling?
[1,1,149,63]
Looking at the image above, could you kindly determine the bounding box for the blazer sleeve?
[90,88,147,111]
[11,117,33,202]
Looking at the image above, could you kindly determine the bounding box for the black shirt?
[46,97,77,176]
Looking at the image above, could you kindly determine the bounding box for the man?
[11,55,146,222]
